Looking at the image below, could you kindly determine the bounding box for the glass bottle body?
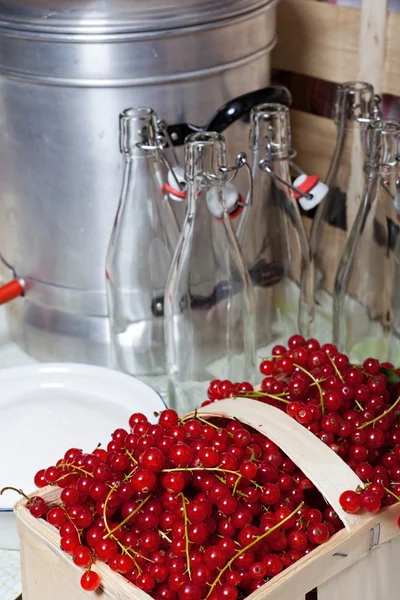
[165,134,256,414]
[333,120,400,362]
[106,109,179,378]
[240,160,313,350]
[239,103,313,353]
[311,82,378,342]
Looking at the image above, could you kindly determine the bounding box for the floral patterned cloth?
[0,550,22,600]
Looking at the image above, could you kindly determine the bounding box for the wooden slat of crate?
[357,0,388,92]
[272,0,400,97]
[318,536,400,600]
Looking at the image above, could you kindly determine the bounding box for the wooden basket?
[15,398,400,600]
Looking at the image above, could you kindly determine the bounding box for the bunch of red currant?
[204,335,400,520]
[4,334,400,600]
[17,407,343,598]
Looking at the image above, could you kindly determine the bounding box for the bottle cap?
[249,103,291,158]
[120,107,158,154]
[293,174,329,211]
[165,167,187,201]
[206,182,241,219]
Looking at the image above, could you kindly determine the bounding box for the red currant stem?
[235,489,247,499]
[0,486,31,503]
[122,537,153,565]
[102,483,118,541]
[354,400,364,412]
[59,462,94,478]
[206,501,304,598]
[70,519,83,544]
[357,394,400,430]
[163,467,239,476]
[52,471,81,486]
[103,494,151,540]
[114,537,143,574]
[123,467,138,482]
[310,378,326,387]
[214,473,227,485]
[158,529,172,543]
[101,489,151,573]
[232,474,242,496]
[293,363,325,416]
[383,486,400,503]
[124,448,138,465]
[240,391,289,405]
[179,492,191,580]
[328,355,344,382]
[192,415,220,430]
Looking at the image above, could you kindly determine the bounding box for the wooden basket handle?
[195,398,367,531]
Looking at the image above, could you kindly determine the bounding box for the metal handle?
[166,85,292,146]
[0,279,25,305]
[151,261,284,316]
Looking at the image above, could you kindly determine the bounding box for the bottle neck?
[358,163,400,233]
[254,149,294,197]
[186,181,198,217]
[326,120,366,186]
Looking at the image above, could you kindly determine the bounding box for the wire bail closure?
[214,152,253,209]
[354,94,382,123]
[258,137,329,211]
[259,137,314,201]
[201,152,253,218]
[137,120,186,195]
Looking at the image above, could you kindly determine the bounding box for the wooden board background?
[271,0,397,179]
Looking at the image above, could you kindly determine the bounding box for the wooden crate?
[271,0,400,179]
[15,399,400,600]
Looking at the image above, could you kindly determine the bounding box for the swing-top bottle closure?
[184,131,251,220]
[364,119,400,218]
[251,103,328,211]
[119,111,248,217]
[185,131,227,183]
[334,81,381,126]
[365,119,400,171]
[120,107,186,198]
[120,107,159,154]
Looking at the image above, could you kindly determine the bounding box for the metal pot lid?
[0,0,277,34]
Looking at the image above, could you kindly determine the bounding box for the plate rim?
[0,362,166,510]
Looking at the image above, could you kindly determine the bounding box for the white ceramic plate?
[0,363,166,549]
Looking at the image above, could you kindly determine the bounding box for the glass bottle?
[238,103,314,351]
[390,179,400,365]
[106,107,179,377]
[164,132,256,414]
[310,82,380,342]
[333,119,400,362]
